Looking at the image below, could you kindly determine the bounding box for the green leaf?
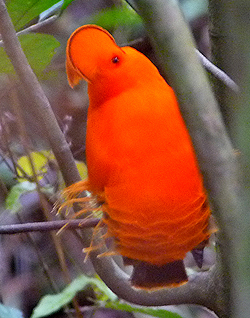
[0,158,16,187]
[31,275,117,318]
[0,33,60,76]
[0,303,23,318]
[90,2,142,29]
[105,301,183,318]
[6,0,60,31]
[5,181,36,213]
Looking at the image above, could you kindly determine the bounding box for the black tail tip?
[129,259,188,290]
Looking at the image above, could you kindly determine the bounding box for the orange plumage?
[66,25,211,289]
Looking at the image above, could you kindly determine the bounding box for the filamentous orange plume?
[65,25,211,289]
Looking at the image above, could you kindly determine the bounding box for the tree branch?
[209,1,250,317]
[0,219,99,234]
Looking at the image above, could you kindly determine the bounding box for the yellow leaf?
[17,150,54,181]
[76,161,88,180]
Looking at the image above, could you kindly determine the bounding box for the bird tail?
[129,259,188,290]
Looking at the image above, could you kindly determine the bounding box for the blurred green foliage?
[31,274,182,318]
[105,302,183,318]
[0,34,59,77]
[90,1,142,29]
[6,0,60,31]
[30,274,117,318]
[5,181,36,213]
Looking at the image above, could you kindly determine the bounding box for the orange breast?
[86,79,210,265]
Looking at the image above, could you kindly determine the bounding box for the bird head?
[66,25,127,87]
[66,25,160,98]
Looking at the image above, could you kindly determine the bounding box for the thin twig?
[128,37,239,92]
[196,50,239,93]
[0,219,100,234]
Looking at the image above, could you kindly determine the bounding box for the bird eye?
[112,56,119,64]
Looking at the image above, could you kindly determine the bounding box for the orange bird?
[65,25,211,289]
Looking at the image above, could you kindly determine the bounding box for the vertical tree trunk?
[209,1,250,317]
[208,2,238,132]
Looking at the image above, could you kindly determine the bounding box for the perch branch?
[0,219,100,234]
